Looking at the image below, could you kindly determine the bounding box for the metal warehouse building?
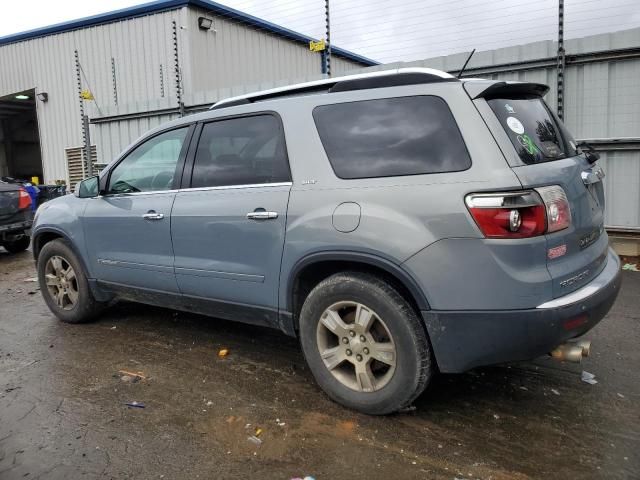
[0,0,374,186]
[1,1,638,252]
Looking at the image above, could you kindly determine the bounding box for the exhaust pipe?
[571,339,591,357]
[550,342,589,363]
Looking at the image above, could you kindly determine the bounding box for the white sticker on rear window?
[506,117,525,134]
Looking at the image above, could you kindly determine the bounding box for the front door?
[83,126,191,293]
[171,114,292,320]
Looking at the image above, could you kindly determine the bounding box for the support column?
[172,20,185,117]
[557,0,565,120]
[325,0,331,77]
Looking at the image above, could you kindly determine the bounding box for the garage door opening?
[0,89,44,183]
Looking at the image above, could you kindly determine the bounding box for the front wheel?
[2,235,30,253]
[37,239,105,323]
[298,272,433,415]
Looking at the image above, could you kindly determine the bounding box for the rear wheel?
[2,235,30,253]
[298,271,432,414]
[37,239,105,323]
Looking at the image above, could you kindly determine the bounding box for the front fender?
[32,195,91,275]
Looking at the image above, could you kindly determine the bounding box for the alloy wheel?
[316,301,396,392]
[44,255,79,311]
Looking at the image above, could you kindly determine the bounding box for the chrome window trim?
[100,189,181,198]
[178,181,293,193]
[99,181,293,198]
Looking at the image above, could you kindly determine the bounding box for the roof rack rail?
[210,68,457,110]
[328,71,456,93]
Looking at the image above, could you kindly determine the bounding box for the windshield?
[488,97,579,165]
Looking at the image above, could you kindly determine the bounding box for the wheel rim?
[44,256,79,311]
[316,301,396,393]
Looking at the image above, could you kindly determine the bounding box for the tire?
[37,239,105,323]
[298,271,432,415]
[2,235,30,253]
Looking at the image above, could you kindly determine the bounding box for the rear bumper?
[0,219,32,235]
[422,248,622,373]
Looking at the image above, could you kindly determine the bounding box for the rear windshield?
[488,97,578,164]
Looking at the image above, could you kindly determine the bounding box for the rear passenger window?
[191,115,290,188]
[313,96,470,179]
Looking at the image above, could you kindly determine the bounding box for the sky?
[0,0,638,63]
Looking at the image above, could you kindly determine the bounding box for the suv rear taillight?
[18,187,32,210]
[535,185,571,233]
[465,186,571,239]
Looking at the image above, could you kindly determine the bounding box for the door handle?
[246,210,278,220]
[143,212,164,220]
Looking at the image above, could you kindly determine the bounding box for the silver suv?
[32,68,621,414]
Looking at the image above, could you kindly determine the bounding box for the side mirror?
[75,175,100,198]
[576,141,600,164]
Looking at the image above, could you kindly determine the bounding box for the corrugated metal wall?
[0,5,364,182]
[93,7,364,167]
[0,8,185,182]
[183,6,320,104]
[93,113,181,167]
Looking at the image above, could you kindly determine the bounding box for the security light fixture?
[15,94,30,100]
[37,92,49,102]
[198,16,213,31]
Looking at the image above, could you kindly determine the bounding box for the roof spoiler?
[463,80,549,100]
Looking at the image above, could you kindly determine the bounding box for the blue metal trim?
[0,0,188,46]
[0,0,378,66]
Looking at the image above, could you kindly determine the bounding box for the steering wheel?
[150,171,174,190]
[109,179,140,194]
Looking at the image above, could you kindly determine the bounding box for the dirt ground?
[0,249,638,480]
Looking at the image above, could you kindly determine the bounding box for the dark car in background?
[0,181,33,253]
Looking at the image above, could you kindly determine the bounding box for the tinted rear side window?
[191,115,290,188]
[488,97,579,164]
[313,96,471,179]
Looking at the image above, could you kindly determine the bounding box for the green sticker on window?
[517,134,540,155]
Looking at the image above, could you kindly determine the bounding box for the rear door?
[171,114,291,321]
[481,94,607,297]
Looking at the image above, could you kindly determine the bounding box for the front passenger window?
[108,127,189,194]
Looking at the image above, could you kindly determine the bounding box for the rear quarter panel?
[274,82,527,312]
[474,96,610,298]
